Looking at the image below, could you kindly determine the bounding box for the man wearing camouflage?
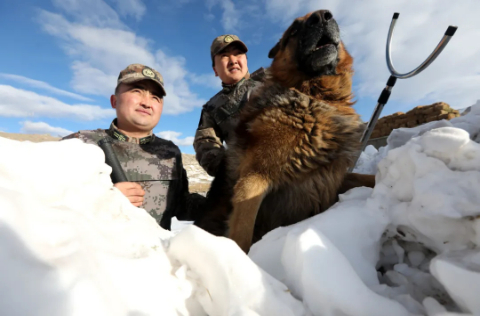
[63,64,201,229]
[194,34,264,176]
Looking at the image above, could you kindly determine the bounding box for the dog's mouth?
[298,27,340,76]
[313,36,336,52]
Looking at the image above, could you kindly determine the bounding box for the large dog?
[195,10,375,253]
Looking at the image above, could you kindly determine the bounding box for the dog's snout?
[306,10,333,27]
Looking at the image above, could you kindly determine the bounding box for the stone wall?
[370,102,460,139]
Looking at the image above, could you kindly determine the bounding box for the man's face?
[213,44,248,85]
[110,80,164,133]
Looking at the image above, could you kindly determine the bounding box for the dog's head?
[268,10,354,102]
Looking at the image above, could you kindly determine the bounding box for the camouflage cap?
[117,64,166,96]
[211,34,248,63]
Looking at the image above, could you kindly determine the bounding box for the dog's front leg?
[337,173,376,195]
[228,173,270,253]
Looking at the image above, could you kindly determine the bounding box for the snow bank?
[0,137,305,316]
[354,102,480,174]
[1,104,480,315]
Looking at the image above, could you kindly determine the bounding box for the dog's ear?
[268,42,280,59]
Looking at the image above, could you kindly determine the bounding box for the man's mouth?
[136,109,151,115]
[229,67,241,73]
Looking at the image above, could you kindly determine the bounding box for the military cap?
[210,34,248,63]
[117,64,166,96]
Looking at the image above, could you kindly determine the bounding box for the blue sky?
[1,0,479,154]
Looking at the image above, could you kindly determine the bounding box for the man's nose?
[228,55,238,64]
[140,93,153,107]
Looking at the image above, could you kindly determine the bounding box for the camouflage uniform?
[62,120,197,229]
[194,34,264,176]
[62,63,203,229]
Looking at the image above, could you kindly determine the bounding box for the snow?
[168,226,305,316]
[430,251,480,315]
[0,137,306,316]
[352,144,389,175]
[1,103,480,315]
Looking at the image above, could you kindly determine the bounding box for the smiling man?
[194,34,263,176]
[62,64,203,229]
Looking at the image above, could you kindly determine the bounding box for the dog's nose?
[306,10,333,27]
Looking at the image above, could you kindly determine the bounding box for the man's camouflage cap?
[117,64,166,96]
[210,34,248,63]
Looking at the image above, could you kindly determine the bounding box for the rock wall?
[370,102,460,139]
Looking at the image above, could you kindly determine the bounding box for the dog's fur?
[195,10,375,252]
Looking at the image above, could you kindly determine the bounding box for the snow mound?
[1,103,480,315]
[0,137,304,316]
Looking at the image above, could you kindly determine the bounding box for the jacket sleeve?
[193,109,225,177]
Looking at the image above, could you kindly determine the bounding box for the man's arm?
[193,109,225,177]
[172,153,206,222]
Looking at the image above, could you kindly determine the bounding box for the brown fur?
[195,11,375,252]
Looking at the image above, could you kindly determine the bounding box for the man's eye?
[153,96,161,102]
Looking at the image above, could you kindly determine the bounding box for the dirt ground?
[0,132,61,142]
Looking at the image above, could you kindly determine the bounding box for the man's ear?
[213,67,218,77]
[110,95,117,109]
[268,41,281,59]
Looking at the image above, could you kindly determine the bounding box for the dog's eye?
[290,25,300,37]
[288,20,301,38]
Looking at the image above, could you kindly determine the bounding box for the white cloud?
[20,121,73,137]
[262,0,480,111]
[188,73,222,90]
[0,85,114,120]
[38,6,206,115]
[154,50,207,114]
[50,0,126,29]
[0,73,93,102]
[71,61,117,96]
[111,0,146,21]
[204,13,215,22]
[206,0,240,32]
[156,131,194,146]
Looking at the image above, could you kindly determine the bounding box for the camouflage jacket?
[62,120,201,229]
[193,77,261,176]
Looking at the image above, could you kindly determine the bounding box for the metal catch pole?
[349,12,457,172]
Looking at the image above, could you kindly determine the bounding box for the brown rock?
[433,102,450,111]
[438,113,457,120]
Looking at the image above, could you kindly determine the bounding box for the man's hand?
[114,182,145,207]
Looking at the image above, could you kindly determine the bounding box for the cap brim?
[214,40,248,57]
[118,77,167,96]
